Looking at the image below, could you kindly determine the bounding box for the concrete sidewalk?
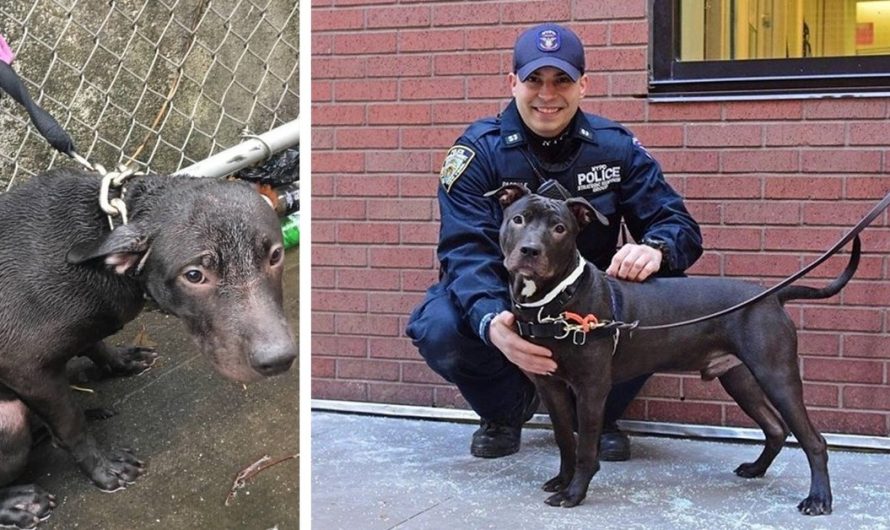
[312,411,890,530]
[21,257,298,529]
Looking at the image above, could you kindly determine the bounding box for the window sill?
[646,89,890,103]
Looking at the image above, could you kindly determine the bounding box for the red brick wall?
[311,0,890,436]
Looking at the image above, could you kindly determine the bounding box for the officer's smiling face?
[510,66,588,138]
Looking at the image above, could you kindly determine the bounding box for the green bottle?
[281,212,299,249]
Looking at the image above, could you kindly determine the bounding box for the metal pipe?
[175,116,301,178]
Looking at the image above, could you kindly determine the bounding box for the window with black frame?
[650,0,890,98]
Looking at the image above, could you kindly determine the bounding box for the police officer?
[407,23,702,460]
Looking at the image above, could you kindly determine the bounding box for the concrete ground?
[20,255,299,529]
[312,411,890,530]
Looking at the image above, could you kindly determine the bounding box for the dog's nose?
[251,342,297,376]
[520,245,541,257]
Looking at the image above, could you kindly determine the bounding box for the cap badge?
[537,29,560,52]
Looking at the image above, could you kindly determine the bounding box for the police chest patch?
[577,163,621,194]
[440,145,476,192]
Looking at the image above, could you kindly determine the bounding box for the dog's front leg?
[10,371,144,491]
[535,379,576,495]
[81,340,158,377]
[547,381,609,508]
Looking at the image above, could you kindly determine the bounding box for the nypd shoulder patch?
[440,145,476,192]
[632,136,653,160]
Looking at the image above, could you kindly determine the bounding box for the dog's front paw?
[104,346,158,376]
[88,449,145,492]
[733,462,766,478]
[0,484,56,528]
[797,494,832,516]
[544,489,586,508]
[542,475,570,492]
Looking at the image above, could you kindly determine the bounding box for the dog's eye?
[270,247,283,266]
[512,215,524,225]
[554,224,566,234]
[184,269,204,284]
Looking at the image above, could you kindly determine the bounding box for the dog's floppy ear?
[66,224,150,275]
[483,183,529,209]
[566,197,609,228]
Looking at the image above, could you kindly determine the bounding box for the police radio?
[536,179,573,201]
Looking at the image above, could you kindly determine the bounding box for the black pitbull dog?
[0,168,297,528]
[491,184,858,515]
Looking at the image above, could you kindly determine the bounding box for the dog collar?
[513,252,586,309]
[515,270,638,347]
[516,309,616,345]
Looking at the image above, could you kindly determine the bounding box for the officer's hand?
[606,243,662,282]
[488,311,556,376]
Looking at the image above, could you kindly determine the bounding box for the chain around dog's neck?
[513,252,586,310]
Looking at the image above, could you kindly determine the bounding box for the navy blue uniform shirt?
[435,99,702,344]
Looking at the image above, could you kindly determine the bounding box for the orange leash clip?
[563,312,599,332]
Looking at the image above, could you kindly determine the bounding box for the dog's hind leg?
[718,364,788,478]
[0,391,55,528]
[744,338,832,515]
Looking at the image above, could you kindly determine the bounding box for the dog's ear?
[566,198,609,228]
[483,183,529,209]
[66,224,150,275]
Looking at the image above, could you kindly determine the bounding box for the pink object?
[0,34,14,65]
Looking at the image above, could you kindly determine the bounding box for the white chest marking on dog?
[515,253,585,308]
[521,279,537,298]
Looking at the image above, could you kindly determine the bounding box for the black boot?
[598,422,630,462]
[471,393,539,458]
[470,421,522,458]
[598,374,649,462]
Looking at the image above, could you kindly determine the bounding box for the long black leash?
[0,61,77,156]
[517,192,887,343]
[635,191,890,331]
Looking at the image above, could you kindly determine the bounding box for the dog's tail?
[777,236,860,304]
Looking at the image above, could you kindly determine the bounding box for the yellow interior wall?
[856,0,890,54]
[678,0,890,60]
[787,0,804,57]
[681,0,706,60]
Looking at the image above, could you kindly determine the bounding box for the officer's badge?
[538,29,560,52]
[440,145,476,192]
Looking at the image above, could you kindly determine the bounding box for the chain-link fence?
[0,0,299,190]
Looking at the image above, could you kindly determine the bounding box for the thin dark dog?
[491,184,858,515]
[0,168,297,528]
